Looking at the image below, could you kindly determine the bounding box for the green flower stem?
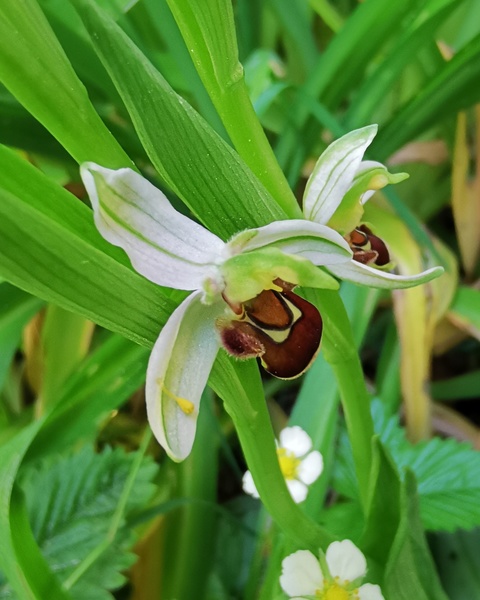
[165,0,303,219]
[162,391,219,600]
[309,289,375,509]
[210,355,334,551]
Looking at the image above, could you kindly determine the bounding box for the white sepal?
[303,125,377,224]
[81,163,225,290]
[326,260,444,289]
[145,291,221,461]
[228,219,352,264]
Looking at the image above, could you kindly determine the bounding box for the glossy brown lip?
[218,281,323,379]
[348,224,390,267]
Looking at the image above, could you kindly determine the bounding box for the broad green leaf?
[0,284,43,391]
[0,0,132,168]
[71,0,289,240]
[384,471,449,600]
[430,529,480,599]
[431,370,480,401]
[28,334,148,461]
[0,145,175,348]
[275,0,424,171]
[345,0,461,127]
[165,0,299,217]
[448,286,480,340]
[38,306,94,414]
[372,32,480,160]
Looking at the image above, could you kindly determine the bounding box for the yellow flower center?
[277,448,300,479]
[315,579,358,600]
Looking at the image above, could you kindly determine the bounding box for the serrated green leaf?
[71,0,288,240]
[0,423,73,600]
[3,446,158,600]
[335,400,480,532]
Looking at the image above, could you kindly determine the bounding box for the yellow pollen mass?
[277,448,300,480]
[157,379,195,415]
[319,582,351,600]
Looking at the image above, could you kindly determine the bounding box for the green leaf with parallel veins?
[0,145,174,348]
[0,0,132,168]
[70,0,287,240]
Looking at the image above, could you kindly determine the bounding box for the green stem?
[165,0,302,219]
[311,289,375,509]
[210,356,334,551]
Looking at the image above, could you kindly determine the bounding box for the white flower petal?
[280,550,324,597]
[358,583,386,600]
[303,125,377,225]
[298,451,323,485]
[279,426,313,456]
[286,478,309,503]
[326,260,444,289]
[81,163,225,289]
[228,219,352,264]
[242,470,260,498]
[145,291,221,461]
[326,540,367,583]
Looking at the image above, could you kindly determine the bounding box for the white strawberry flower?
[242,426,323,503]
[280,540,385,600]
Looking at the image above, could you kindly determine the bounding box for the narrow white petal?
[280,550,324,597]
[286,479,308,503]
[358,583,386,600]
[298,451,323,485]
[228,220,352,264]
[326,540,367,583]
[327,260,444,289]
[303,125,377,224]
[145,291,221,461]
[81,163,225,289]
[242,470,260,498]
[279,426,313,456]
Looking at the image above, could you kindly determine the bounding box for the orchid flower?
[242,426,323,503]
[80,163,354,460]
[280,540,385,600]
[302,124,444,289]
[80,126,443,462]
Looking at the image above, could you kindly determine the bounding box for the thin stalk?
[165,0,302,218]
[310,289,375,509]
[210,356,334,551]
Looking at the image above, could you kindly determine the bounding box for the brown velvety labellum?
[220,284,322,380]
[349,225,390,267]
